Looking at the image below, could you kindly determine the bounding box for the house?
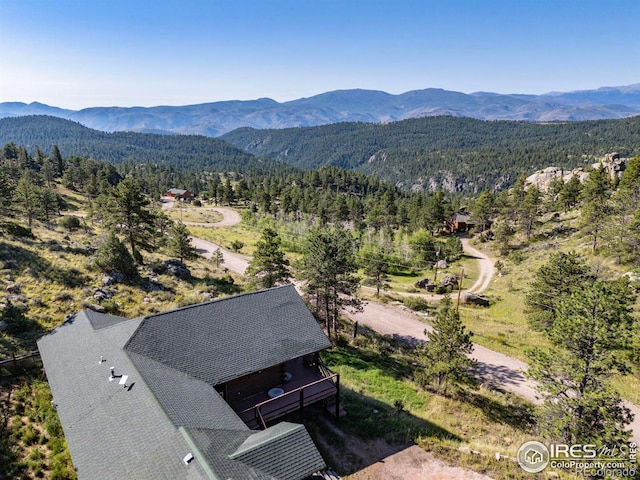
[166,188,194,200]
[444,212,474,233]
[444,212,492,233]
[37,285,340,480]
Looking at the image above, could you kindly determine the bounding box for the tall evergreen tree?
[246,228,291,289]
[297,226,361,340]
[527,279,635,446]
[419,296,475,393]
[525,251,593,331]
[14,171,40,227]
[579,166,612,252]
[167,222,199,264]
[102,176,156,263]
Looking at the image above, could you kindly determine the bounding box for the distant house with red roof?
[166,188,194,200]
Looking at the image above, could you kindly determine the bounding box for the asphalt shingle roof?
[37,311,209,480]
[125,284,332,385]
[38,287,329,480]
[183,423,325,480]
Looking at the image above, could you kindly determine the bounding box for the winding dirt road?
[186,207,639,443]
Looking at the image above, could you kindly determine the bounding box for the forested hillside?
[221,116,640,191]
[0,115,293,177]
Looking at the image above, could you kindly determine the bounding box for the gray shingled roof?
[183,423,325,480]
[38,287,329,480]
[125,284,332,385]
[37,311,210,479]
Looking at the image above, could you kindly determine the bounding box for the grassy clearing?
[165,208,223,223]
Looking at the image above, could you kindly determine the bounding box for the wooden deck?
[229,357,338,429]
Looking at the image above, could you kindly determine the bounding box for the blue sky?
[1,0,639,109]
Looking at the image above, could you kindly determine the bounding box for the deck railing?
[240,372,339,429]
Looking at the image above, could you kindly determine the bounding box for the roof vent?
[98,355,105,365]
[183,452,194,465]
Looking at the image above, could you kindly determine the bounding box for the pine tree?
[94,232,138,280]
[212,248,225,268]
[525,251,593,331]
[102,177,156,263]
[419,296,475,393]
[167,222,199,264]
[14,171,40,227]
[527,279,635,446]
[297,226,361,340]
[246,228,291,289]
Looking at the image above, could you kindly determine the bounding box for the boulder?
[86,303,106,313]
[439,275,460,289]
[526,153,626,192]
[6,283,21,294]
[164,259,191,280]
[435,259,448,269]
[414,278,436,291]
[102,272,125,286]
[94,288,115,302]
[460,292,490,306]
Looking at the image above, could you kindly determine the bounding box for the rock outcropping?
[525,153,626,192]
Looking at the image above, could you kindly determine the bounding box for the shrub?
[402,296,430,312]
[93,232,138,280]
[58,216,81,231]
[230,240,244,252]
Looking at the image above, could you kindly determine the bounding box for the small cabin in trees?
[37,285,340,479]
[445,212,474,233]
[445,212,492,233]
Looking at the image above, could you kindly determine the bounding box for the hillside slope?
[221,116,640,191]
[0,115,291,175]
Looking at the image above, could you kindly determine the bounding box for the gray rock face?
[525,153,626,192]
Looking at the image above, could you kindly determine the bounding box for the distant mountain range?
[1,84,640,137]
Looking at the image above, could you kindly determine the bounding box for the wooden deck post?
[335,374,340,421]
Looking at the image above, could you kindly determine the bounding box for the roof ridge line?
[228,423,305,459]
[123,284,296,351]
[141,284,295,320]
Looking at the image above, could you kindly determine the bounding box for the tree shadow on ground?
[280,389,460,477]
[455,389,535,431]
[0,241,91,288]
